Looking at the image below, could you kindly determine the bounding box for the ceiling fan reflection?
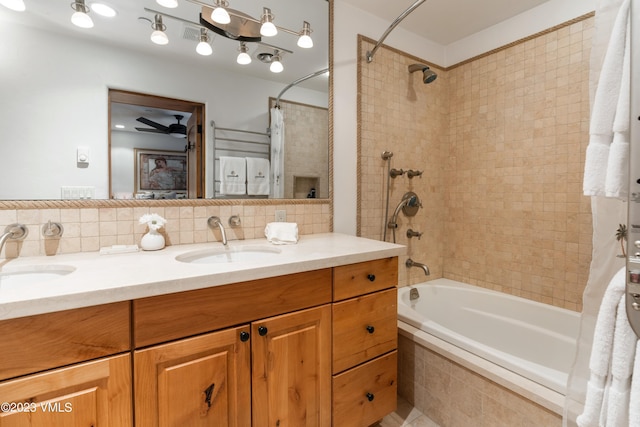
[135,114,186,138]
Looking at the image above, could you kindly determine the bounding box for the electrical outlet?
[275,210,287,222]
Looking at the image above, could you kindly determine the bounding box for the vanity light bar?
[143,7,294,55]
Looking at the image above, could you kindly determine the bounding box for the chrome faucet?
[0,224,28,256]
[406,258,430,276]
[207,216,227,246]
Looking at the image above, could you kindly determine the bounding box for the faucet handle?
[228,215,241,227]
[42,220,64,238]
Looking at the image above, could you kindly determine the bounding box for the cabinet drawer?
[0,302,131,381]
[134,269,332,347]
[332,351,397,427]
[332,288,397,374]
[333,257,398,301]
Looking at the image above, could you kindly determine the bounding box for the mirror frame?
[0,1,333,212]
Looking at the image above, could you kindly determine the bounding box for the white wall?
[332,0,595,235]
[0,20,326,200]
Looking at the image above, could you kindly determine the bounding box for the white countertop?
[0,233,405,321]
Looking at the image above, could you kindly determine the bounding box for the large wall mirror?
[0,0,330,202]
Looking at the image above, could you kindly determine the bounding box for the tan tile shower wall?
[358,40,449,287]
[445,19,593,310]
[0,203,330,258]
[359,16,593,310]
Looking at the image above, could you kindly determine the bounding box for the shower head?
[381,151,393,160]
[408,64,437,84]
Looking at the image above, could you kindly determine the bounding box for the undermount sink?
[0,265,76,289]
[176,245,282,264]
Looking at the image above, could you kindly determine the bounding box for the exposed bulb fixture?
[150,14,168,45]
[71,0,94,28]
[196,28,212,56]
[236,42,251,65]
[0,0,26,11]
[260,8,277,37]
[156,0,178,8]
[211,0,230,25]
[297,21,313,48]
[270,51,283,73]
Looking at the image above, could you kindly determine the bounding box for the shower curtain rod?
[366,0,426,63]
[274,67,329,107]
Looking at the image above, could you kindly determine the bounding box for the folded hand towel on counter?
[220,156,246,195]
[265,222,298,245]
[246,157,270,196]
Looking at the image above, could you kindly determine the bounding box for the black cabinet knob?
[366,325,375,334]
[367,274,376,282]
[366,392,375,402]
[258,326,268,336]
[239,331,250,342]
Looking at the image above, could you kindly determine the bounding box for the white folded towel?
[604,19,630,199]
[577,267,627,427]
[629,340,640,427]
[219,156,246,195]
[604,293,637,427]
[264,222,298,245]
[246,157,270,196]
[583,0,630,198]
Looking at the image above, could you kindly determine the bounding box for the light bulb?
[270,59,283,73]
[196,41,212,56]
[260,21,277,37]
[297,34,313,48]
[211,7,230,24]
[156,0,178,8]
[0,0,26,11]
[151,30,168,45]
[260,8,277,37]
[71,10,94,28]
[237,52,251,65]
[297,21,313,48]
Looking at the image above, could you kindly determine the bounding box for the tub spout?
[406,258,430,276]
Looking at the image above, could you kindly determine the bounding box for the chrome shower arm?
[366,0,427,63]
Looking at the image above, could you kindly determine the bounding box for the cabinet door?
[252,305,331,427]
[134,325,251,427]
[0,353,132,427]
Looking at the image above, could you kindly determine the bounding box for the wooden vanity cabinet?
[0,302,132,427]
[134,325,252,427]
[331,257,398,427]
[133,269,333,427]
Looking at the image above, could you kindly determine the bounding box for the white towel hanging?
[219,156,246,195]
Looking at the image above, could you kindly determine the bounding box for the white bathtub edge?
[397,320,565,415]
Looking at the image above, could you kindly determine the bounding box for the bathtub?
[397,279,580,414]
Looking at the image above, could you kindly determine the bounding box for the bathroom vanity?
[0,233,403,427]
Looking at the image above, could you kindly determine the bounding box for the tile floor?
[374,397,440,427]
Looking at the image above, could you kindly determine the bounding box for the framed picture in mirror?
[135,149,188,197]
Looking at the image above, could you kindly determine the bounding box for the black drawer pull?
[258,326,268,336]
[366,325,375,334]
[367,274,376,282]
[239,331,250,342]
[366,392,375,402]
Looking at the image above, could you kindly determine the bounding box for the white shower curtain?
[270,107,285,198]
[564,0,629,425]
